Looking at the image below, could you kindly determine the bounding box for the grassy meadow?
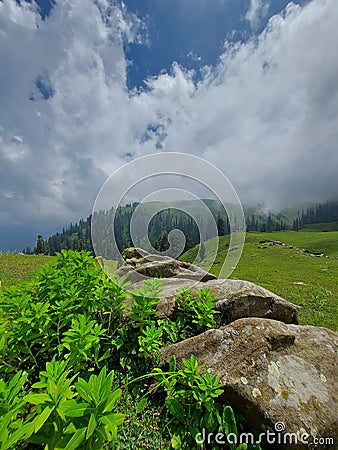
[181,229,338,331]
[1,227,337,330]
[0,252,52,287]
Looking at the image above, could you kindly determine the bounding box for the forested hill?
[27,200,338,256]
[292,201,338,229]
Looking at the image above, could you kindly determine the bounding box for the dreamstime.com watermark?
[91,152,246,293]
[195,422,335,447]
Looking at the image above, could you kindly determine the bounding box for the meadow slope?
[1,229,337,331]
[181,230,338,331]
[0,253,52,287]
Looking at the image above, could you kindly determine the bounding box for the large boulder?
[161,318,338,449]
[117,247,216,283]
[207,278,299,325]
[128,277,299,325]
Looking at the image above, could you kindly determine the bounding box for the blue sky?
[29,0,309,89]
[0,0,337,251]
[122,0,308,88]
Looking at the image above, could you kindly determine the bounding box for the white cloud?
[1,136,30,162]
[0,0,337,237]
[246,0,270,30]
[166,0,338,209]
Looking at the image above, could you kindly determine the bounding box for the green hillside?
[181,230,338,331]
[300,222,338,232]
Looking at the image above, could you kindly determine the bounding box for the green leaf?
[136,397,147,414]
[171,433,182,449]
[31,381,47,389]
[165,397,185,423]
[75,379,92,403]
[32,406,54,432]
[100,413,124,438]
[63,400,89,417]
[6,371,28,400]
[200,409,218,433]
[23,393,51,405]
[64,422,77,434]
[0,411,12,442]
[98,369,113,402]
[169,356,177,373]
[4,422,36,449]
[86,413,97,439]
[222,405,238,437]
[103,388,122,413]
[63,427,86,450]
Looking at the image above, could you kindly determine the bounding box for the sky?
[0,0,337,251]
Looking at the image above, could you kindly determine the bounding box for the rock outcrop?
[129,277,299,325]
[121,248,298,325]
[117,247,217,283]
[116,248,335,448]
[161,318,338,449]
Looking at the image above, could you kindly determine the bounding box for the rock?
[128,278,299,325]
[161,318,338,449]
[117,247,216,283]
[208,279,299,325]
[121,247,150,260]
[121,248,298,325]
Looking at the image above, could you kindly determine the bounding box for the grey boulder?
[161,317,338,449]
[128,277,299,325]
[117,247,216,283]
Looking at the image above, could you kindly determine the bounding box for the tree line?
[26,203,295,256]
[292,201,338,230]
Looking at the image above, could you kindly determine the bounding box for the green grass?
[102,258,119,272]
[1,229,338,331]
[114,383,171,449]
[0,252,52,287]
[181,230,338,331]
[250,230,338,257]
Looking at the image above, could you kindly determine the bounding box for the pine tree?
[36,235,46,254]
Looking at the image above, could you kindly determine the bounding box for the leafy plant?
[154,356,261,450]
[111,278,163,371]
[0,289,54,376]
[0,251,129,378]
[60,314,107,373]
[138,324,163,360]
[0,359,124,450]
[175,288,218,336]
[128,278,163,330]
[0,370,29,450]
[154,356,223,448]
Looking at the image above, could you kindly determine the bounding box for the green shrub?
[175,287,219,336]
[0,250,128,378]
[0,250,256,449]
[0,360,124,450]
[154,356,261,450]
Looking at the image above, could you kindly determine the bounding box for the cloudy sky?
[0,0,337,250]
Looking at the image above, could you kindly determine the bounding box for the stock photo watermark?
[195,422,335,447]
[91,152,246,292]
